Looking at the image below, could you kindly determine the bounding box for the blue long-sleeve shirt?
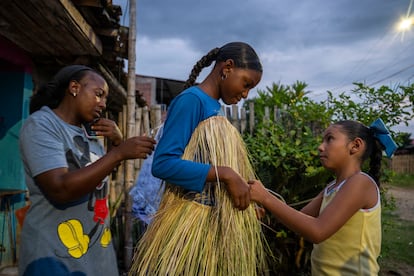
[151,86,222,192]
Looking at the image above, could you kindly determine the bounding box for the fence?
[390,154,414,174]
[223,102,289,134]
[109,104,163,209]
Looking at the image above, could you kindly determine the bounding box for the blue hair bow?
[369,118,398,158]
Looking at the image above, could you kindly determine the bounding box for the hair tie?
[369,118,398,158]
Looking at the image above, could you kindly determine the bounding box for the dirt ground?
[380,185,414,276]
[386,185,414,222]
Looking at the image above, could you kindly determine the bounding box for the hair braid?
[368,139,384,187]
[183,47,220,89]
[334,120,384,187]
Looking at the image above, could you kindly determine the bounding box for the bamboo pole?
[150,104,163,133]
[240,107,247,134]
[142,106,150,135]
[111,111,124,205]
[249,101,255,135]
[134,107,143,172]
[124,0,137,270]
[231,104,239,131]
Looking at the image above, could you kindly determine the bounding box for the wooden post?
[111,111,125,207]
[249,102,255,135]
[142,106,150,136]
[134,107,143,172]
[240,107,247,134]
[274,106,280,122]
[124,0,137,270]
[264,106,270,123]
[150,104,163,135]
[231,104,239,131]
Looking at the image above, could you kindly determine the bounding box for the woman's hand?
[91,118,123,146]
[114,136,156,160]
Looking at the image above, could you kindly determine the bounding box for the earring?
[221,74,227,80]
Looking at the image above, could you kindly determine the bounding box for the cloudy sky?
[115,0,414,135]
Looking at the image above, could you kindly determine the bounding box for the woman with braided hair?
[249,119,397,275]
[130,42,267,275]
[152,41,263,210]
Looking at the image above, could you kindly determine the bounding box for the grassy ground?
[387,173,414,188]
[379,212,414,274]
[379,173,414,275]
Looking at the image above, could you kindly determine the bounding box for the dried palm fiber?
[129,116,268,276]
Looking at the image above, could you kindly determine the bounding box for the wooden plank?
[22,0,86,55]
[0,0,102,57]
[59,0,102,54]
[0,1,52,55]
[72,0,103,8]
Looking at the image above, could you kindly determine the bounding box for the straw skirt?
[129,116,267,276]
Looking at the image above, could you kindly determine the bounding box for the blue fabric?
[151,86,222,192]
[22,257,85,276]
[369,118,398,158]
[130,125,165,224]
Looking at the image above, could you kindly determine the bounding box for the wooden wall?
[391,155,414,174]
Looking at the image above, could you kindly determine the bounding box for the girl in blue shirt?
[152,41,263,210]
[131,41,265,276]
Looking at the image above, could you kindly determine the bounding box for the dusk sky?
[114,0,414,135]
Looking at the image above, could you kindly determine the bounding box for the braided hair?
[334,120,384,186]
[29,65,94,114]
[183,42,262,89]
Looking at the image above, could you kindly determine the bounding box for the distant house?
[394,138,414,155]
[391,139,414,174]
[136,74,186,109]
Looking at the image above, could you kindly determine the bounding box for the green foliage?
[386,173,414,188]
[399,133,413,147]
[244,81,334,274]
[327,82,414,144]
[244,81,334,201]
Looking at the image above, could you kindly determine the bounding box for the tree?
[327,82,414,146]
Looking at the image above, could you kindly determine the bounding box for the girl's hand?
[248,180,268,205]
[255,205,266,220]
[91,118,123,146]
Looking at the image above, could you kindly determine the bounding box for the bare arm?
[300,191,323,217]
[35,136,156,204]
[206,166,250,211]
[249,174,377,243]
